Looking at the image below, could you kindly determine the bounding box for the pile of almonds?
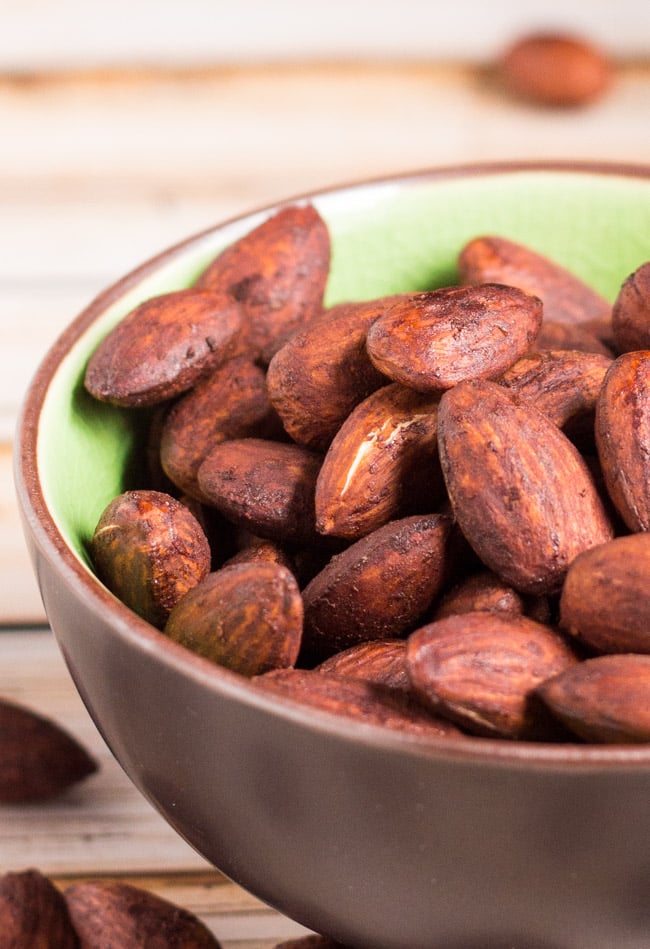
[85,205,650,745]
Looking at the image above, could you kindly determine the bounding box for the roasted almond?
[316,640,409,691]
[0,698,97,803]
[315,383,441,539]
[165,561,302,676]
[537,654,650,743]
[438,379,614,594]
[266,299,392,450]
[432,569,527,621]
[611,260,650,353]
[595,351,650,532]
[160,357,279,500]
[91,490,212,629]
[253,669,464,739]
[0,869,79,948]
[559,533,650,654]
[194,204,330,361]
[365,284,542,391]
[197,438,322,545]
[84,288,242,407]
[406,612,578,739]
[458,235,611,326]
[533,319,613,357]
[65,879,221,948]
[302,514,452,659]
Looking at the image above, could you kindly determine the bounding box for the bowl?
[15,161,650,949]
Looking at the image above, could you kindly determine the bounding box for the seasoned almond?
[595,351,650,532]
[65,879,221,948]
[432,569,527,620]
[253,669,464,738]
[316,640,409,691]
[537,655,650,743]
[611,261,650,353]
[365,284,542,391]
[0,869,79,947]
[438,380,614,594]
[302,514,452,659]
[0,698,97,803]
[84,288,242,407]
[160,357,279,499]
[559,533,650,654]
[500,348,611,429]
[458,235,611,326]
[194,204,330,361]
[165,562,303,676]
[315,383,441,539]
[197,438,322,544]
[406,612,577,739]
[266,299,393,450]
[91,490,212,628]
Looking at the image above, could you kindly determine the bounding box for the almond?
[0,699,97,803]
[406,612,578,739]
[302,514,452,659]
[611,261,650,353]
[253,669,464,739]
[84,289,242,407]
[458,235,611,326]
[164,561,303,675]
[533,319,613,357]
[365,284,542,391]
[537,655,650,743]
[315,383,441,539]
[65,879,221,948]
[0,869,79,948]
[437,379,614,594]
[91,490,212,629]
[595,351,650,531]
[432,569,527,621]
[194,204,330,362]
[559,533,650,654]
[266,299,392,450]
[316,640,409,691]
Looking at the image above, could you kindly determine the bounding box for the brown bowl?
[15,162,650,949]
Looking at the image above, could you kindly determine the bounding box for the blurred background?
[1,2,649,942]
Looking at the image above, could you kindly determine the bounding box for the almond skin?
[253,669,464,739]
[537,655,650,743]
[365,284,542,392]
[315,383,441,539]
[533,319,613,357]
[316,640,409,691]
[438,379,614,595]
[164,561,303,676]
[197,438,322,545]
[432,569,526,620]
[84,288,243,407]
[91,490,212,629]
[0,699,97,803]
[458,235,611,326]
[302,514,452,659]
[194,204,330,362]
[65,879,221,948]
[0,869,79,948]
[406,612,578,739]
[595,351,650,532]
[266,299,392,450]
[160,357,279,500]
[559,533,650,654]
[611,261,650,353]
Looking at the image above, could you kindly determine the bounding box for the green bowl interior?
[37,168,650,569]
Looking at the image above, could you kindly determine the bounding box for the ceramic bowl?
[15,162,650,949]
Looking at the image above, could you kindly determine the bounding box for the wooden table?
[2,43,649,944]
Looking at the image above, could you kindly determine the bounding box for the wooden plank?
[0,445,46,623]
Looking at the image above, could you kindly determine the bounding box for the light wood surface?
[2,45,649,944]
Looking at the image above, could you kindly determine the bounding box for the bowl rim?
[15,159,650,773]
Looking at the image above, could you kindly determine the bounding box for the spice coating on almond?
[195,204,330,361]
[84,288,243,407]
[91,490,212,628]
[365,284,542,391]
[165,561,303,675]
[438,379,614,594]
